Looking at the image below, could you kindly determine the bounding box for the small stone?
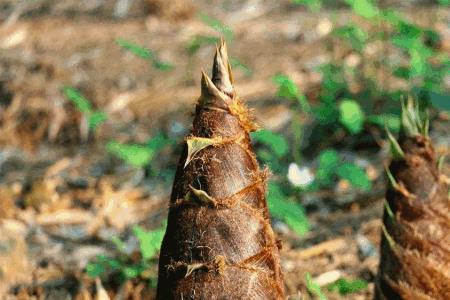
[316,18,333,37]
[356,233,378,259]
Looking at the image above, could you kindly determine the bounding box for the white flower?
[287,163,315,188]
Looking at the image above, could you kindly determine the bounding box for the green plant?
[250,127,311,235]
[268,182,310,236]
[106,132,173,170]
[116,39,174,71]
[107,142,154,168]
[337,163,372,191]
[273,74,310,112]
[230,57,252,77]
[133,226,166,260]
[86,224,165,286]
[338,99,365,134]
[305,272,328,300]
[186,35,220,55]
[345,0,380,19]
[333,24,368,53]
[185,14,232,56]
[292,0,322,12]
[272,74,310,164]
[327,278,369,295]
[366,114,401,132]
[63,87,107,132]
[296,1,449,139]
[315,149,340,187]
[251,129,289,163]
[197,13,233,41]
[250,129,310,235]
[314,149,372,191]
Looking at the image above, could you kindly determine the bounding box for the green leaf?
[366,114,401,132]
[86,255,122,278]
[382,9,403,26]
[230,57,252,77]
[317,63,347,105]
[117,39,174,71]
[438,0,449,5]
[346,0,380,19]
[316,149,340,186]
[255,149,275,167]
[423,29,441,48]
[123,266,141,279]
[111,236,127,253]
[107,141,154,168]
[391,36,417,50]
[313,103,339,125]
[147,132,174,152]
[88,111,107,130]
[397,21,423,40]
[153,60,175,71]
[116,39,154,60]
[305,273,328,300]
[392,66,410,80]
[337,163,371,191]
[99,255,122,270]
[133,225,166,260]
[333,24,368,52]
[123,263,148,279]
[327,278,368,295]
[267,183,310,236]
[409,44,433,77]
[251,130,289,158]
[339,99,365,134]
[319,149,340,168]
[292,0,322,12]
[86,261,105,277]
[185,35,220,55]
[273,74,311,112]
[272,74,299,100]
[63,87,106,132]
[63,86,92,113]
[198,14,233,41]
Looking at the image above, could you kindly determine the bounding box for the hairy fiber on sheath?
[156,41,285,300]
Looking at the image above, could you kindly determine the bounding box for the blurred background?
[0,0,448,299]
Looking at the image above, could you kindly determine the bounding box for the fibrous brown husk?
[375,101,450,300]
[156,41,285,299]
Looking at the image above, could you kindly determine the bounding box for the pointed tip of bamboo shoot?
[400,96,429,138]
[212,39,234,95]
[200,71,215,95]
[200,70,229,103]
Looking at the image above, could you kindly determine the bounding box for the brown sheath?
[156,41,285,300]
